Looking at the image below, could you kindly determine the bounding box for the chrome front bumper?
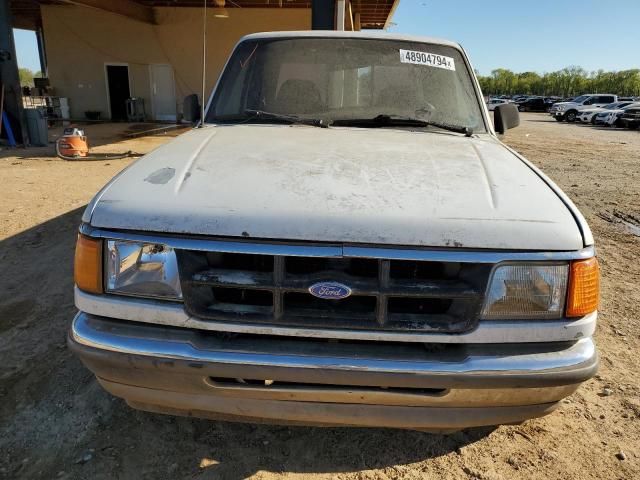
[69,312,598,430]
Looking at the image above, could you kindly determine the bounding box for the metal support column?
[311,0,335,30]
[335,0,345,31]
[0,0,27,144]
[354,12,361,31]
[36,27,48,77]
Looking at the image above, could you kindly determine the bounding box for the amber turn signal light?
[566,257,599,317]
[74,234,103,294]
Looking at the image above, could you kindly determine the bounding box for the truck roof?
[240,30,461,50]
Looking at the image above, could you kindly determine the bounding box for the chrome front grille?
[177,248,492,333]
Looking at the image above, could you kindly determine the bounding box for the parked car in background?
[550,94,618,122]
[487,98,511,111]
[620,107,640,129]
[544,97,562,110]
[577,102,635,124]
[576,109,598,124]
[517,97,548,112]
[69,31,599,432]
[595,103,640,127]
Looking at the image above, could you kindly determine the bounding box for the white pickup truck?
[550,94,618,122]
[69,31,599,432]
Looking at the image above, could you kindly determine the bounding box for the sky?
[388,0,640,75]
[14,28,40,72]
[12,0,640,75]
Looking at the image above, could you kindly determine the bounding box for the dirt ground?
[1,115,639,480]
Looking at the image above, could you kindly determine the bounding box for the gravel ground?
[0,114,639,479]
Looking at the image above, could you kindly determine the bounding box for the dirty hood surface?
[87,125,583,250]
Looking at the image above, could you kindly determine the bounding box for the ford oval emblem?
[308,282,352,300]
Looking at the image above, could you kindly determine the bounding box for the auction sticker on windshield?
[399,49,455,71]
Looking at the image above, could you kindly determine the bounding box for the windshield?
[572,95,590,103]
[207,37,486,132]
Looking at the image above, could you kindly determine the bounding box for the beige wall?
[41,5,311,120]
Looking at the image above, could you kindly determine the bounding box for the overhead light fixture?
[213,0,229,18]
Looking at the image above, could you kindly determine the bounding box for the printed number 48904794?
[399,49,455,71]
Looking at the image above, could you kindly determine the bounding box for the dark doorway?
[106,65,130,121]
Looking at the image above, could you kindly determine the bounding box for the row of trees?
[18,68,43,87]
[477,67,640,97]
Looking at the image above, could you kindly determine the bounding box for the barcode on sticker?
[399,49,455,71]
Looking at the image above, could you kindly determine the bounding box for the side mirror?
[494,103,520,134]
[183,94,201,124]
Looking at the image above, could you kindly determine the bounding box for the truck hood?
[554,102,581,109]
[86,125,584,250]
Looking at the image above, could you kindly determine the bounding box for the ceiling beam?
[59,0,157,24]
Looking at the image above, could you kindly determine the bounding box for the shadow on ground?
[0,209,494,480]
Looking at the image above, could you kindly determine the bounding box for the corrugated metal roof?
[10,0,398,30]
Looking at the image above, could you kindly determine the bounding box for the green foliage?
[477,67,640,97]
[17,68,43,87]
[18,67,35,87]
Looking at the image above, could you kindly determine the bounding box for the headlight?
[106,240,182,299]
[481,264,568,320]
[557,105,566,112]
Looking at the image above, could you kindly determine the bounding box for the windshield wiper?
[244,109,328,128]
[331,114,473,137]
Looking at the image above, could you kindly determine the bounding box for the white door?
[150,64,177,121]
